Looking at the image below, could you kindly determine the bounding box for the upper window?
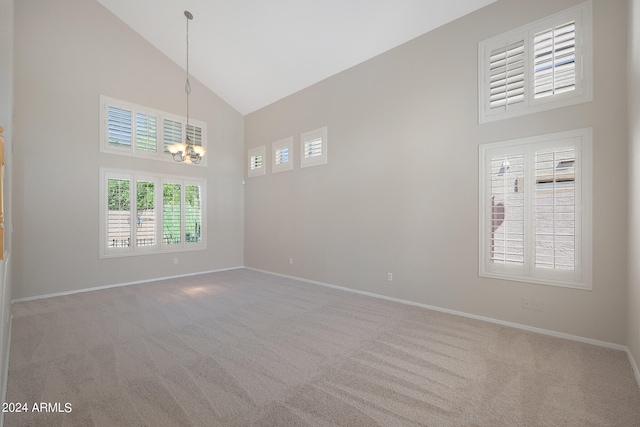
[300,126,327,168]
[100,96,207,165]
[479,128,592,289]
[478,1,592,123]
[272,137,293,173]
[100,168,206,258]
[247,146,266,178]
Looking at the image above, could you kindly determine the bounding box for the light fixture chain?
[168,10,204,164]
[185,12,191,139]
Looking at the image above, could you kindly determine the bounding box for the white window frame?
[100,96,208,166]
[478,1,592,123]
[478,128,592,289]
[272,137,293,173]
[300,126,328,168]
[247,146,266,178]
[99,168,206,258]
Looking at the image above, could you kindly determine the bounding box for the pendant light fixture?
[168,10,206,164]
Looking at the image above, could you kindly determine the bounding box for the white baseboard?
[628,348,640,389]
[11,266,244,303]
[246,267,630,353]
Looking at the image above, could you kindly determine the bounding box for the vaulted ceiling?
[97,0,496,115]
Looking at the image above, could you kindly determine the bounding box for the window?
[100,168,206,257]
[100,96,207,165]
[185,184,203,243]
[272,137,293,173]
[479,128,592,289]
[300,126,327,168]
[163,182,182,245]
[136,179,156,247]
[247,146,266,178]
[478,1,592,123]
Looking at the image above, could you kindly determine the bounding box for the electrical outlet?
[522,298,533,310]
[534,300,544,312]
[174,258,179,265]
[388,273,393,281]
[289,258,293,265]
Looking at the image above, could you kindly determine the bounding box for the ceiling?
[97,0,496,115]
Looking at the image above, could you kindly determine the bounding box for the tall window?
[107,176,131,248]
[478,1,592,123]
[136,180,156,247]
[100,96,207,165]
[479,128,592,289]
[186,184,202,243]
[163,182,182,245]
[100,168,206,257]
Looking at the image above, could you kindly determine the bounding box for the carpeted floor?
[4,268,640,426]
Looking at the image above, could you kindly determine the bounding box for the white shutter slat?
[534,147,576,270]
[534,21,576,98]
[490,154,525,265]
[300,127,327,168]
[107,106,132,148]
[275,147,289,165]
[489,41,525,109]
[186,124,203,147]
[304,138,323,158]
[136,113,157,153]
[250,155,263,170]
[163,119,182,154]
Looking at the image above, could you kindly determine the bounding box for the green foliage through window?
[163,183,181,245]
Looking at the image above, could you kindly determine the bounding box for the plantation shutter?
[136,113,157,152]
[163,183,182,245]
[136,180,156,247]
[107,106,132,148]
[250,154,263,170]
[533,21,576,98]
[488,40,525,110]
[163,119,182,154]
[304,137,323,158]
[534,147,576,270]
[186,124,203,147]
[185,184,202,244]
[107,177,131,248]
[275,147,289,165]
[489,153,525,265]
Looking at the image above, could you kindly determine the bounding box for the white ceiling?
[97,0,496,115]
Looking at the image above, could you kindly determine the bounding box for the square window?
[300,127,327,168]
[478,1,592,123]
[272,137,293,173]
[248,146,266,178]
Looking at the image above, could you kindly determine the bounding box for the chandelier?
[168,10,206,164]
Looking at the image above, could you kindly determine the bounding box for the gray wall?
[12,0,245,300]
[628,0,640,375]
[245,0,630,345]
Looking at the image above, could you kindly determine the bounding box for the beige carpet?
[5,268,640,426]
